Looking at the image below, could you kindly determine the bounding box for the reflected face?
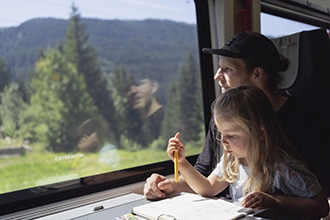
[126,78,155,110]
[214,56,254,93]
[215,119,249,159]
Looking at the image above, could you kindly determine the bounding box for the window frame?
[0,0,213,215]
[2,0,329,216]
[261,0,330,29]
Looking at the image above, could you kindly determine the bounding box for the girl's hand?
[167,132,185,162]
[242,191,277,210]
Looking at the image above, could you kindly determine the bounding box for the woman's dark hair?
[244,53,290,91]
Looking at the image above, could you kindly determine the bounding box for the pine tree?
[162,52,203,143]
[161,83,181,144]
[0,58,11,92]
[64,4,119,143]
[108,65,140,144]
[0,83,27,138]
[20,49,97,151]
[177,52,203,142]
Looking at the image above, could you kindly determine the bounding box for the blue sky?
[0,0,196,28]
[261,13,318,37]
[0,0,318,37]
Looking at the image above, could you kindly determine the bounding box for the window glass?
[0,0,204,194]
[261,12,320,38]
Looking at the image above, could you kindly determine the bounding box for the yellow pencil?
[174,151,178,182]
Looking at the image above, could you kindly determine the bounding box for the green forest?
[0,6,204,193]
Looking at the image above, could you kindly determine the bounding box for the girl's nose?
[221,135,228,146]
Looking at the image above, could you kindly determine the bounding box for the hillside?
[0,18,199,92]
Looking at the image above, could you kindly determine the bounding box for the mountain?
[0,18,199,91]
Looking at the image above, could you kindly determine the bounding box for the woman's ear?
[251,68,266,88]
[253,67,264,79]
[260,127,265,139]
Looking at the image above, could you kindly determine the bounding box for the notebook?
[132,192,253,220]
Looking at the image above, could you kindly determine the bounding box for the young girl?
[167,85,329,219]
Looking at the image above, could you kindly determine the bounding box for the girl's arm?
[273,192,329,219]
[243,191,329,219]
[178,159,228,197]
[167,132,228,197]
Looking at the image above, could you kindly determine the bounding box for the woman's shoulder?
[282,97,326,117]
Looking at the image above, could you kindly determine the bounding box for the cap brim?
[202,48,243,58]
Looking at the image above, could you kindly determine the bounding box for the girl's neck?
[240,158,248,166]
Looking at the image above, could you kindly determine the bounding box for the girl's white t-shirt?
[212,155,322,202]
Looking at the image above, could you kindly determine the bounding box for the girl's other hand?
[242,191,277,209]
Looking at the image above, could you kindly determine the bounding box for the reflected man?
[126,76,164,147]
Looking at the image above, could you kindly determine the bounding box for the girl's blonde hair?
[212,85,299,195]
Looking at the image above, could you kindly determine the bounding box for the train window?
[0,0,205,214]
[260,12,319,37]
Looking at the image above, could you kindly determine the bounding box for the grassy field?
[0,146,202,194]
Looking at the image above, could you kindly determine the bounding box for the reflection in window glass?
[0,0,204,194]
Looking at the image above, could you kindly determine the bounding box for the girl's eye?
[226,135,235,139]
